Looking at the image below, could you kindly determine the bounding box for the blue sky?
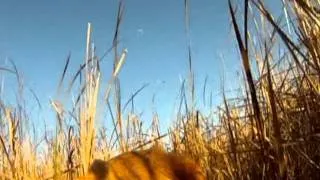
[0,0,282,134]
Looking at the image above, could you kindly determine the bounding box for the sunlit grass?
[0,0,319,179]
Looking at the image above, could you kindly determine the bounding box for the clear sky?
[0,0,281,134]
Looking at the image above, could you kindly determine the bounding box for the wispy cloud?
[137,28,144,37]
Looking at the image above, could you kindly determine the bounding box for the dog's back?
[78,146,205,180]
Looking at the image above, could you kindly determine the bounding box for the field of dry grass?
[0,0,319,179]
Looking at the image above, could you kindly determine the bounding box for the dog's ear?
[89,159,109,180]
[77,174,95,180]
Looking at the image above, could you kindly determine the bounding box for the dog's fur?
[78,146,205,180]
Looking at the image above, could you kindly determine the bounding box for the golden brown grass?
[0,0,319,179]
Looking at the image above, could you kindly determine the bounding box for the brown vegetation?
[0,0,319,179]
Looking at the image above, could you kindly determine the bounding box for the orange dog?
[78,146,205,180]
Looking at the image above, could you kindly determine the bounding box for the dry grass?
[0,0,319,179]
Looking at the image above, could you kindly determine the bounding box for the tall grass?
[0,0,319,179]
